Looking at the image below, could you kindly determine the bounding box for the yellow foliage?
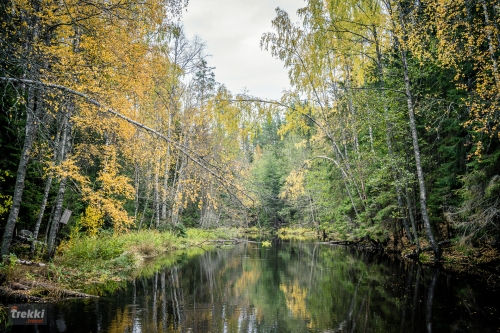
[80,206,104,237]
[410,0,500,156]
[3,0,254,233]
[280,169,306,200]
[0,170,13,223]
[279,281,310,319]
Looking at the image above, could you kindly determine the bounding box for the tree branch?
[0,76,254,206]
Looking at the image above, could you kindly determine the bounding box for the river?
[7,239,500,332]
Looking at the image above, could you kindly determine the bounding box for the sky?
[181,0,305,100]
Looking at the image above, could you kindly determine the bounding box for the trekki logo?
[9,304,47,325]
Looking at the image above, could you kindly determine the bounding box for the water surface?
[8,240,500,332]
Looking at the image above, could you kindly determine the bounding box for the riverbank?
[0,228,241,305]
[1,227,499,331]
[318,231,500,288]
[403,237,500,288]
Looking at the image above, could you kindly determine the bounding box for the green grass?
[51,227,240,288]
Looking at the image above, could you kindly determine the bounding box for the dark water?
[7,240,500,333]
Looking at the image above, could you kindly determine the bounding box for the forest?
[0,0,499,262]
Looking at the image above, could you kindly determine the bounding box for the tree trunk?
[373,24,415,243]
[138,181,150,232]
[31,174,53,255]
[154,160,160,228]
[1,0,44,257]
[171,133,188,225]
[481,0,500,88]
[401,49,439,256]
[47,117,72,257]
[395,2,440,258]
[161,112,172,220]
[47,177,67,257]
[134,163,140,222]
[171,157,186,225]
[1,87,39,256]
[31,112,66,256]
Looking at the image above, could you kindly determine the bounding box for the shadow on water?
[7,240,500,332]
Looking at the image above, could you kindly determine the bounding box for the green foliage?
[451,148,500,242]
[0,305,7,332]
[0,170,13,224]
[418,252,430,264]
[0,253,18,281]
[2,0,500,260]
[57,232,126,264]
[253,0,500,248]
[180,202,201,228]
[248,118,290,227]
[159,223,187,238]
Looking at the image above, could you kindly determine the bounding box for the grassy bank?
[57,228,240,285]
[1,228,240,292]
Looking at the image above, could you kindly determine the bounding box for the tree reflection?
[426,268,439,333]
[27,243,499,333]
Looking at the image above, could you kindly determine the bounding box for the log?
[10,282,30,290]
[21,280,98,299]
[323,240,352,246]
[0,286,46,303]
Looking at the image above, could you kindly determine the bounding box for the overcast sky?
[181,0,305,100]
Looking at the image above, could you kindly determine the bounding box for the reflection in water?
[8,241,500,333]
[426,268,438,333]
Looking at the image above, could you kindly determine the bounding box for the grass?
[0,306,6,332]
[48,227,240,288]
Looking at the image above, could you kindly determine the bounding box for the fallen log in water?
[317,240,353,246]
[206,239,246,247]
[209,238,243,243]
[319,236,384,250]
